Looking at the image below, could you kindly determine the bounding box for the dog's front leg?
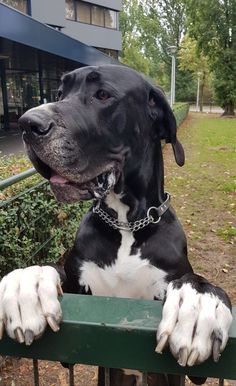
[0,266,62,345]
[156,273,232,367]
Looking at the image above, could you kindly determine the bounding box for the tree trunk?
[199,82,204,112]
[222,101,235,116]
[199,73,205,112]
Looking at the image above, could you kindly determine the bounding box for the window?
[1,0,28,13]
[65,0,75,20]
[91,5,104,27]
[65,1,118,30]
[105,9,117,29]
[95,47,118,59]
[76,1,90,24]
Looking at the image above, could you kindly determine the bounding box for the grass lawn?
[164,112,236,303]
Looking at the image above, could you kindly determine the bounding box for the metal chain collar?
[93,193,171,232]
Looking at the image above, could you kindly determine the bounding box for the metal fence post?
[33,359,39,386]
[69,364,75,386]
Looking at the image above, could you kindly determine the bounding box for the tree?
[120,0,151,75]
[120,0,203,102]
[175,69,198,103]
[178,35,212,110]
[146,0,186,62]
[120,35,152,75]
[186,0,236,115]
[120,0,190,93]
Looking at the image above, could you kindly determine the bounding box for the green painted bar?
[0,167,36,190]
[0,294,235,380]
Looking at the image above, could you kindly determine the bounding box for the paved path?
[0,131,25,156]
[189,105,224,113]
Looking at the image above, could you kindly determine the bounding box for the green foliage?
[185,0,236,114]
[173,103,190,126]
[119,0,156,76]
[0,178,90,277]
[145,0,187,88]
[120,35,151,75]
[120,0,198,100]
[120,0,236,109]
[175,69,197,102]
[178,35,213,106]
[212,48,236,113]
[0,154,32,179]
[147,0,186,59]
[178,36,209,75]
[217,226,236,242]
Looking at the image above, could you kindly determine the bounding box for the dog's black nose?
[19,110,55,136]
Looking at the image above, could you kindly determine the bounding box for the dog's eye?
[96,90,110,101]
[149,97,156,107]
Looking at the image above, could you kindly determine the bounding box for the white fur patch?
[0,266,62,343]
[79,193,167,299]
[94,171,117,199]
[156,282,233,366]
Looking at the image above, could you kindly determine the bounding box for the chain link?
[93,202,161,232]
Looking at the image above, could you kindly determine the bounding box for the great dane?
[0,65,232,386]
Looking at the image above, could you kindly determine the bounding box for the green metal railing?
[0,295,235,386]
[0,167,36,190]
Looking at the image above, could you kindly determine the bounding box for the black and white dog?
[0,65,232,386]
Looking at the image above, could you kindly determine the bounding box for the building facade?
[0,0,122,131]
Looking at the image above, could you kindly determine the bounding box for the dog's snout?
[19,111,55,137]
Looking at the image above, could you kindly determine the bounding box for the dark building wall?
[30,0,122,51]
[0,2,120,131]
[0,38,82,130]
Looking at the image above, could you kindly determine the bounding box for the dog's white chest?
[79,194,167,300]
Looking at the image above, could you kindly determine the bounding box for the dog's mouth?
[29,150,118,203]
[49,168,117,203]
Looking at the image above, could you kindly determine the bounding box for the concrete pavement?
[0,131,26,156]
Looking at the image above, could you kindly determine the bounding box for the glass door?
[0,79,3,130]
[6,71,40,129]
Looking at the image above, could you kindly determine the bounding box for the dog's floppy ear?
[148,86,185,166]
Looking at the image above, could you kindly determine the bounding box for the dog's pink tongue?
[50,174,69,184]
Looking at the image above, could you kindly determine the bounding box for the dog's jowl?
[0,65,232,386]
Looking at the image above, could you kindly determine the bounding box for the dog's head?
[19,65,184,203]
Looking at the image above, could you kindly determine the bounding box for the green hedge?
[0,181,90,277]
[0,104,189,276]
[173,103,189,127]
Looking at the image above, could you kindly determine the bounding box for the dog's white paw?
[156,274,232,366]
[0,266,63,345]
